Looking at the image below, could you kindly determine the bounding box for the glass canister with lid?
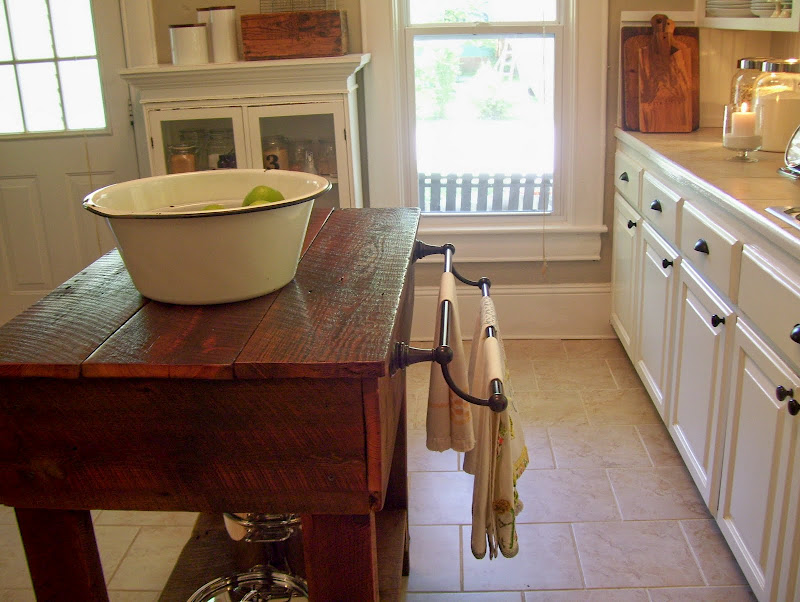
[730,57,772,106]
[262,135,290,170]
[753,59,800,152]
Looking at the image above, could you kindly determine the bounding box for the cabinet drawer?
[641,172,682,243]
[679,202,742,300]
[614,150,642,208]
[739,245,800,369]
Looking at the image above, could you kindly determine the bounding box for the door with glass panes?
[0,0,140,326]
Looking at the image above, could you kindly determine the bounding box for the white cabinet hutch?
[120,55,370,210]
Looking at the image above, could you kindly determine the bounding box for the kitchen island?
[0,207,419,601]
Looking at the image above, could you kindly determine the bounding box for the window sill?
[417,215,606,262]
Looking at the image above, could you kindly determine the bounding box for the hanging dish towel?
[426,271,475,453]
[464,296,529,559]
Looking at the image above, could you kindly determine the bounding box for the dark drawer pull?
[789,398,800,416]
[650,199,663,212]
[694,239,710,254]
[711,314,725,328]
[627,220,637,229]
[619,172,629,182]
[777,385,795,401]
[662,258,674,269]
[792,324,800,344]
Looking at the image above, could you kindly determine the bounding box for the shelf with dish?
[698,0,799,30]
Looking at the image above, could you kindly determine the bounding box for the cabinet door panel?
[670,263,733,510]
[719,320,799,602]
[147,106,247,175]
[636,223,679,419]
[611,193,641,356]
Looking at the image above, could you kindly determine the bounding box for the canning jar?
[730,57,772,106]
[262,135,289,170]
[168,144,196,173]
[754,59,800,152]
[206,129,234,170]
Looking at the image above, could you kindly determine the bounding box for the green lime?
[201,203,226,210]
[242,185,284,206]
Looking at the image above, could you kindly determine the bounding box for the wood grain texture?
[236,208,420,379]
[0,377,370,513]
[302,513,378,601]
[621,17,699,132]
[0,251,145,378]
[16,508,109,601]
[376,509,408,601]
[241,11,348,60]
[81,208,333,379]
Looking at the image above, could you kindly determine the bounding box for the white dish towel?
[463,296,529,559]
[426,271,475,453]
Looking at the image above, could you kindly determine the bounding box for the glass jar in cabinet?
[754,59,800,152]
[168,144,197,174]
[262,135,289,170]
[207,129,236,169]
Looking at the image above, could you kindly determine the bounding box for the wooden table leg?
[385,392,410,576]
[16,508,109,602]
[302,513,378,601]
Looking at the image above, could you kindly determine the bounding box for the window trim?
[362,0,608,262]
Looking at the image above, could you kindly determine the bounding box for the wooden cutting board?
[622,14,699,132]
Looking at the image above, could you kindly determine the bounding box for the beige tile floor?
[0,339,755,601]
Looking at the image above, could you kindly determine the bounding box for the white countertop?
[615,127,800,259]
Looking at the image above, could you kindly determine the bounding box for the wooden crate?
[241,10,348,60]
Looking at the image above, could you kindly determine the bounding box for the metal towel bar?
[393,241,508,413]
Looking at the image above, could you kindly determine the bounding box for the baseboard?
[410,283,615,341]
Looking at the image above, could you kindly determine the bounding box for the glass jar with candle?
[753,59,800,152]
[730,57,772,106]
[723,102,762,162]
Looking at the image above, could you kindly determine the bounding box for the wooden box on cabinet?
[241,11,348,60]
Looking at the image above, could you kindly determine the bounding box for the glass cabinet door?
[247,102,353,209]
[147,107,248,175]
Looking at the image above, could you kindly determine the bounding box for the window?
[362,0,608,262]
[0,0,107,135]
[409,1,558,215]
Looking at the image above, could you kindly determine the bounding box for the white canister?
[209,6,238,63]
[196,7,213,58]
[754,60,800,152]
[169,24,209,65]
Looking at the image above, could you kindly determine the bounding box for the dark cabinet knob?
[650,199,663,212]
[792,324,800,344]
[662,258,674,269]
[711,314,725,328]
[777,385,795,401]
[694,239,710,254]
[789,398,800,416]
[619,172,629,182]
[627,220,637,229]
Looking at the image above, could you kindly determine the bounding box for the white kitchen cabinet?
[669,261,734,511]
[635,222,681,420]
[121,55,370,210]
[611,193,642,357]
[717,319,800,602]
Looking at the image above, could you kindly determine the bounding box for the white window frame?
[361,0,608,262]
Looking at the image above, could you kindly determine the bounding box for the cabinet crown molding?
[120,54,370,102]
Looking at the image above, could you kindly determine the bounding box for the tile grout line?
[103,525,142,588]
[677,519,711,587]
[605,467,626,522]
[568,522,589,590]
[634,424,657,468]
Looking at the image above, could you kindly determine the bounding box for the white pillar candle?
[209,6,238,63]
[731,105,757,137]
[169,24,209,66]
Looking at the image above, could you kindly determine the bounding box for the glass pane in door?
[258,113,339,208]
[159,117,237,174]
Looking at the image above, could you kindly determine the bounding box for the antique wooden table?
[0,207,419,601]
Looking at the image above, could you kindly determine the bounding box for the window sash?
[404,21,564,218]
